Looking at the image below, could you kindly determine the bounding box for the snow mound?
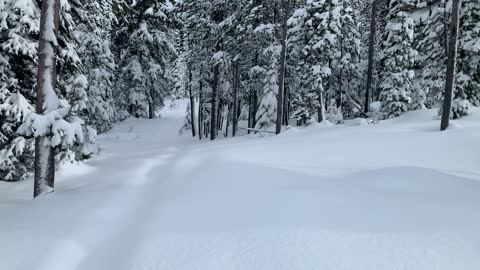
[1,102,480,270]
[344,118,369,126]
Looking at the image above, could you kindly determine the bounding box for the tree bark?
[225,102,232,137]
[365,0,377,114]
[338,36,344,114]
[252,89,258,129]
[444,0,449,55]
[198,79,203,140]
[318,91,326,122]
[210,63,219,140]
[276,0,290,135]
[232,62,239,137]
[188,69,196,137]
[247,92,253,134]
[34,0,61,198]
[440,0,459,131]
[283,82,289,126]
[148,95,154,119]
[217,100,224,132]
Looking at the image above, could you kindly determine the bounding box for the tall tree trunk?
[34,0,61,198]
[148,96,154,119]
[210,63,219,140]
[248,92,253,134]
[276,0,290,135]
[318,92,326,122]
[440,0,460,131]
[198,79,203,140]
[225,102,232,137]
[338,69,343,112]
[218,100,224,132]
[338,36,344,114]
[232,62,239,137]
[283,78,289,125]
[444,0,449,54]
[365,0,377,114]
[251,89,258,131]
[188,69,196,137]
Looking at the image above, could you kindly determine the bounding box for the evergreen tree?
[333,0,362,120]
[255,50,279,130]
[379,1,417,118]
[417,0,449,110]
[291,0,341,123]
[115,0,177,119]
[0,0,39,181]
[74,0,118,133]
[453,0,480,118]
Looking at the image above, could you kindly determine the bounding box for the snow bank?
[1,102,479,270]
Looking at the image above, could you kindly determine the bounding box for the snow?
[1,100,480,270]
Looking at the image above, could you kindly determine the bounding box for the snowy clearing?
[1,100,480,270]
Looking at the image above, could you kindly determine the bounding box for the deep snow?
[1,100,480,270]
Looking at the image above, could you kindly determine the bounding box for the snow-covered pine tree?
[74,0,117,133]
[288,5,318,125]
[453,0,480,117]
[333,0,362,120]
[417,0,449,110]
[115,0,177,119]
[292,0,340,124]
[379,0,417,118]
[1,0,95,183]
[0,0,39,181]
[255,49,279,130]
[180,0,215,138]
[16,0,87,197]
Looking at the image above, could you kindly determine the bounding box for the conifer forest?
[0,0,479,269]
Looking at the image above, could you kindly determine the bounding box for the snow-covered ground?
[1,100,480,270]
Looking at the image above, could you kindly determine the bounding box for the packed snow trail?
[1,100,480,270]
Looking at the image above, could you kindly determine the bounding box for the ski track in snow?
[1,101,480,270]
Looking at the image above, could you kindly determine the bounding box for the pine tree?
[379,1,417,118]
[333,0,362,120]
[417,0,449,110]
[255,50,279,130]
[291,0,340,123]
[115,0,177,119]
[74,0,117,133]
[453,0,480,118]
[0,0,39,181]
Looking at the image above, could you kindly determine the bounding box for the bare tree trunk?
[225,102,232,137]
[253,91,258,128]
[365,0,377,114]
[188,69,196,137]
[218,100,224,132]
[338,69,343,112]
[338,36,344,114]
[34,0,61,198]
[440,0,460,131]
[232,62,239,137]
[148,93,154,119]
[149,105,154,119]
[198,79,203,140]
[247,92,253,134]
[276,0,290,135]
[318,91,326,122]
[444,0,449,54]
[210,64,219,140]
[283,83,289,125]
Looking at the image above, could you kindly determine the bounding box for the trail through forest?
[1,100,480,270]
